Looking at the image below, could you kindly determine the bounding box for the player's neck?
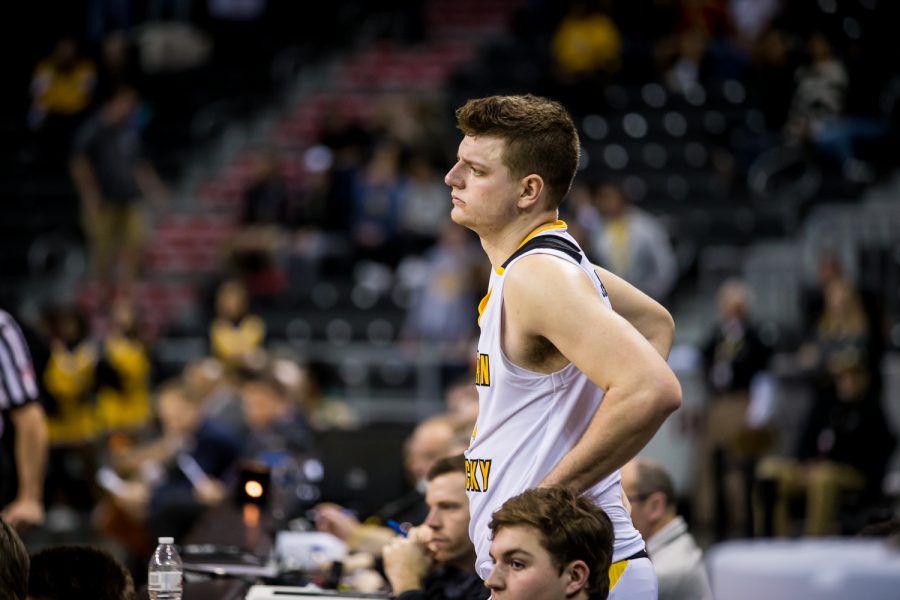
[479,210,560,270]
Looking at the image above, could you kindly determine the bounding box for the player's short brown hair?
[455,95,580,208]
[489,487,613,599]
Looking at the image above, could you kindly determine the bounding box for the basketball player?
[447,95,682,598]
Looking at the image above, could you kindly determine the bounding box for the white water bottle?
[148,536,183,600]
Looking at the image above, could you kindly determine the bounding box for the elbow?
[653,371,682,417]
[643,302,675,359]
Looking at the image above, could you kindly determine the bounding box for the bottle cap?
[158,537,174,544]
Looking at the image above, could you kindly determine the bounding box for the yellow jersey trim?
[480,220,568,320]
[516,219,568,249]
[477,288,492,325]
[608,558,628,591]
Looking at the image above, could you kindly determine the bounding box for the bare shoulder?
[503,253,613,344]
[504,253,602,311]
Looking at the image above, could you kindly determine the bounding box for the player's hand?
[1,497,45,530]
[382,536,432,594]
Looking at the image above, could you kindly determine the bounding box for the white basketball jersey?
[465,221,645,580]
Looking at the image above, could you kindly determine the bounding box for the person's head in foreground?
[27,545,135,600]
[446,95,579,232]
[0,517,29,600]
[487,487,614,600]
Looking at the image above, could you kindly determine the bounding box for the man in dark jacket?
[382,454,487,600]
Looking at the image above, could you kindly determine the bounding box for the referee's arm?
[0,313,48,529]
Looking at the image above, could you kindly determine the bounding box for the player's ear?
[518,174,544,209]
[563,559,590,596]
[647,491,667,520]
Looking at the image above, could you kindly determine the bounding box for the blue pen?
[386,519,408,537]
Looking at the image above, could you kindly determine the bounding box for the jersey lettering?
[465,458,492,492]
[475,353,491,387]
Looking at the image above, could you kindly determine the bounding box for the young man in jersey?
[446,95,681,598]
[486,487,614,600]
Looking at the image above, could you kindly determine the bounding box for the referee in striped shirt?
[0,308,48,530]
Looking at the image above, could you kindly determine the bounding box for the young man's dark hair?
[489,487,614,599]
[28,545,135,600]
[455,95,580,208]
[0,517,29,600]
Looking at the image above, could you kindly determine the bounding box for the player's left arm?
[504,255,682,493]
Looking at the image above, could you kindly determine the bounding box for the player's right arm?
[592,264,675,359]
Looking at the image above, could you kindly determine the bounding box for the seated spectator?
[315,414,460,554]
[401,222,481,351]
[42,305,97,446]
[28,545,134,600]
[351,142,406,266]
[183,356,246,438]
[235,358,319,523]
[0,517,29,600]
[659,27,714,94]
[95,300,152,433]
[620,459,712,600]
[101,381,241,540]
[757,363,896,536]
[485,487,615,600]
[382,454,487,600]
[209,279,265,372]
[28,36,96,166]
[41,305,99,514]
[397,155,449,252]
[238,359,317,462]
[798,257,883,386]
[227,149,291,287]
[785,31,885,183]
[293,361,358,431]
[796,278,872,409]
[588,179,677,302]
[552,1,622,77]
[550,0,622,110]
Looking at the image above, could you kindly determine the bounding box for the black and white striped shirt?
[0,309,39,439]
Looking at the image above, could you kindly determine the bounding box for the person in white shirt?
[620,458,712,600]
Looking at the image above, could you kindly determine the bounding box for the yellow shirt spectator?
[552,13,622,75]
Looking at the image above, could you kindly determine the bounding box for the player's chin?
[449,206,468,226]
